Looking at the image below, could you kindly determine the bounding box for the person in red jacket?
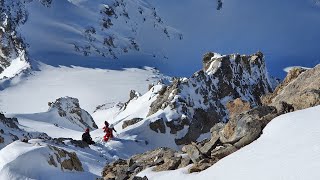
[103,121,117,141]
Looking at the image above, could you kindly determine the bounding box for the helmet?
[85,128,89,132]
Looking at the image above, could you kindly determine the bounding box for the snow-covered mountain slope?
[0,64,165,114]
[0,0,183,79]
[95,52,274,146]
[0,0,182,80]
[19,0,181,60]
[0,0,30,79]
[137,105,320,180]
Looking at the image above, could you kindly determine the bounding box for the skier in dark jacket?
[82,128,95,145]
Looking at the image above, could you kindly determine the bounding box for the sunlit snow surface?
[138,105,320,180]
[0,63,164,114]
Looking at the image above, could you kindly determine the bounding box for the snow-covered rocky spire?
[48,97,98,131]
[108,51,275,146]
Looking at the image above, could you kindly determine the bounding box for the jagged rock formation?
[0,0,30,79]
[0,113,49,149]
[48,97,98,130]
[101,63,320,179]
[262,65,320,111]
[146,52,274,145]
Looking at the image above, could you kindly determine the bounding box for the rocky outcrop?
[122,118,143,129]
[219,106,278,148]
[262,65,320,111]
[48,97,98,130]
[0,0,30,79]
[149,118,166,133]
[51,137,90,149]
[48,145,84,172]
[226,98,251,121]
[0,113,50,149]
[101,147,189,180]
[146,52,274,145]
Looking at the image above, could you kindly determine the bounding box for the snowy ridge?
[98,52,275,145]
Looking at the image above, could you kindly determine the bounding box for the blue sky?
[148,0,320,78]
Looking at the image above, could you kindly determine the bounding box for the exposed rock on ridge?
[48,97,98,130]
[0,0,30,79]
[147,52,274,145]
[262,65,320,111]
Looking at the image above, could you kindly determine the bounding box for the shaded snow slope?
[0,64,164,114]
[18,0,181,62]
[138,105,320,180]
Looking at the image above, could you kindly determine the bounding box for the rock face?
[146,52,274,145]
[262,65,320,111]
[219,105,278,148]
[0,113,50,149]
[122,118,143,129]
[0,0,30,79]
[101,147,189,180]
[226,98,251,121]
[48,97,98,130]
[48,145,84,172]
